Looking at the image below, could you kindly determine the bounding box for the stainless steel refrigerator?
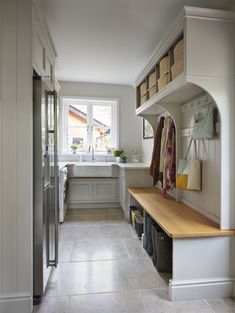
[33,75,58,304]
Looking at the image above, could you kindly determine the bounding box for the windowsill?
[58,153,116,162]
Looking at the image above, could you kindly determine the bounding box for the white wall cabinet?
[32,1,56,91]
[33,30,46,75]
[45,55,54,87]
[68,178,119,208]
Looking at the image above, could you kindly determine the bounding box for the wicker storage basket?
[148,72,157,88]
[140,82,147,96]
[149,85,157,98]
[159,56,169,77]
[171,62,183,80]
[140,94,147,105]
[158,74,168,91]
[173,40,183,64]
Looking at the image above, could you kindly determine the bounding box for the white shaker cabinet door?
[33,32,46,75]
[45,55,54,89]
[119,177,125,209]
[93,180,118,202]
[69,180,93,202]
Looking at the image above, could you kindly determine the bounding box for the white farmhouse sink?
[67,162,114,177]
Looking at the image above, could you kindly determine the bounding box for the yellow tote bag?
[176,159,189,190]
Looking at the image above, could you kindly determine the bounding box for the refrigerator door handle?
[46,185,58,268]
[54,89,59,268]
[45,90,58,268]
[45,184,50,268]
[54,181,58,267]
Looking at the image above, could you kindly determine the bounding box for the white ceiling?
[41,0,233,85]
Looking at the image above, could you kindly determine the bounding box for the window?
[60,97,118,154]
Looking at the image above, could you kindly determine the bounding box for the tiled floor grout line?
[139,289,150,313]
[60,258,124,264]
[44,287,169,300]
[205,299,217,313]
[59,246,150,264]
[69,241,74,263]
[45,290,128,298]
[122,239,132,259]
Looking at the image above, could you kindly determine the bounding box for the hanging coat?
[163,117,176,193]
[159,117,170,185]
[149,116,165,185]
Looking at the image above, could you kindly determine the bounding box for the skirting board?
[68,202,121,209]
[0,293,32,313]
[169,278,235,301]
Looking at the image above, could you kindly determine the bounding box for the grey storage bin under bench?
[144,212,172,272]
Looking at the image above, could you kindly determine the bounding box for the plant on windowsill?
[113,149,124,163]
[71,144,78,154]
[120,153,127,163]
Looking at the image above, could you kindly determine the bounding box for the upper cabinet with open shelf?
[135,6,235,116]
[136,34,184,110]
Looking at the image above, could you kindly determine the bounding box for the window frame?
[59,96,119,156]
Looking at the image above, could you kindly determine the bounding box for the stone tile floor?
[34,208,235,313]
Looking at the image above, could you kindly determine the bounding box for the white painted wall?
[141,93,221,225]
[141,115,163,166]
[141,136,153,164]
[181,98,221,223]
[0,0,33,312]
[58,81,142,160]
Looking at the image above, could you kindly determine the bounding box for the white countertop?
[114,162,150,169]
[59,161,150,170]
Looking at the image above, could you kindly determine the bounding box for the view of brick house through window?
[61,98,118,153]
